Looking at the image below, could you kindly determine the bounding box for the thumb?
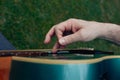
[58,32,80,45]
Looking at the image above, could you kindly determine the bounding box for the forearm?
[99,23,120,45]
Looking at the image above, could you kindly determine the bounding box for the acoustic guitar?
[0,49,120,80]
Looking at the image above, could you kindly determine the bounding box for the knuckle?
[67,18,76,22]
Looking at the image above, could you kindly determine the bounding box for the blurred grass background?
[0,0,120,54]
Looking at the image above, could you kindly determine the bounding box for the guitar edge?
[0,57,12,80]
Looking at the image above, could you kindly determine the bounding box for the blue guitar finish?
[10,56,120,80]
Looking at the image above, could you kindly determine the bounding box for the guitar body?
[10,56,120,80]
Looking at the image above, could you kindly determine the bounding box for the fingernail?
[59,38,65,45]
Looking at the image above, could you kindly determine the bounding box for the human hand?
[44,18,109,52]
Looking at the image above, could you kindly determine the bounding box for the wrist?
[98,23,120,40]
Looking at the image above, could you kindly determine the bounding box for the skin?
[44,18,120,53]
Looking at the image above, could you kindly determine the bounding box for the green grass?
[0,0,120,54]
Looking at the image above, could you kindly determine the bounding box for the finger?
[54,19,78,40]
[59,32,81,45]
[55,27,64,40]
[54,22,67,40]
[44,27,55,44]
[52,42,60,53]
[52,42,66,53]
[60,45,66,49]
